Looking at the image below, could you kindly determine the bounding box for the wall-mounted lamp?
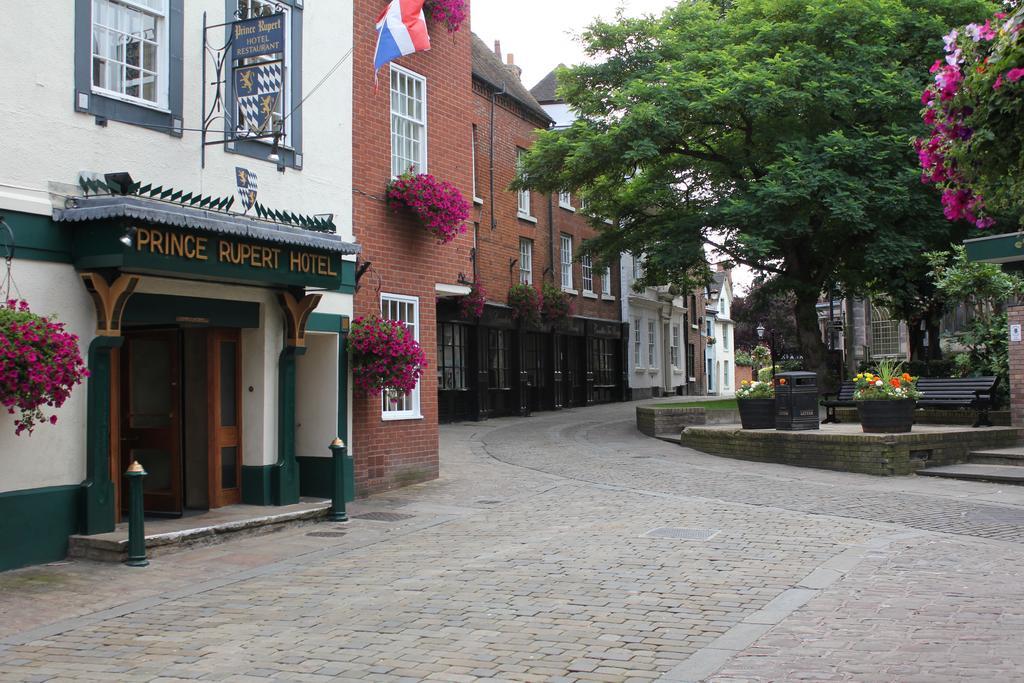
[119,226,138,248]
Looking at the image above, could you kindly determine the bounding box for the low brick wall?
[636,406,707,437]
[833,407,1011,427]
[677,425,1023,476]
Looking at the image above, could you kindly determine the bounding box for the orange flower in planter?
[890,378,902,388]
[778,378,787,385]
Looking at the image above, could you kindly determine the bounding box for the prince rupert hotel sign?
[233,14,285,60]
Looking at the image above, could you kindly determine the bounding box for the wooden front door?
[208,329,242,508]
[122,330,182,515]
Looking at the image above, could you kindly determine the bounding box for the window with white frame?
[602,266,612,296]
[633,254,644,281]
[870,305,901,357]
[559,191,573,210]
[580,197,590,211]
[723,327,729,350]
[724,360,731,388]
[671,325,681,368]
[647,320,657,367]
[391,66,427,177]
[91,0,168,107]
[581,254,593,292]
[381,294,421,419]
[560,234,573,290]
[519,238,533,285]
[633,318,642,368]
[516,148,531,216]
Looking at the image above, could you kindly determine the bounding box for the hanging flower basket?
[386,171,470,245]
[459,283,486,319]
[425,0,467,33]
[348,315,427,397]
[540,282,573,323]
[508,283,541,328]
[0,299,88,436]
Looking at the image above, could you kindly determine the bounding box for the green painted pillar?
[81,336,124,535]
[124,461,148,567]
[274,345,306,506]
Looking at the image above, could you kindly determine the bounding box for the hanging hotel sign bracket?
[200,6,287,169]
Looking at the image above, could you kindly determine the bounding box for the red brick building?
[351,1,475,495]
[435,37,627,422]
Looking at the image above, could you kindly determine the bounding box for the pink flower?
[1007,68,1024,83]
[994,74,1004,90]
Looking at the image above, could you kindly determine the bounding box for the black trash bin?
[775,371,820,431]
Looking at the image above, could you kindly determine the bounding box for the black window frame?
[438,322,469,391]
[224,0,304,169]
[489,330,511,390]
[74,0,185,136]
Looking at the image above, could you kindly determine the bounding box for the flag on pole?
[374,0,431,72]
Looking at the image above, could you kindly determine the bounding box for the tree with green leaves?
[516,0,992,383]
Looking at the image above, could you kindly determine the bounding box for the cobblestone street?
[3,401,1024,681]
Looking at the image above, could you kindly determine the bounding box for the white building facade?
[0,0,357,571]
[708,268,736,396]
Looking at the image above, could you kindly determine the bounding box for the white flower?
[875,380,883,387]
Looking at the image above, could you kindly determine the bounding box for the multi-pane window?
[438,323,468,391]
[708,359,714,391]
[559,191,573,210]
[647,320,656,367]
[633,254,644,281]
[92,0,168,107]
[670,325,681,369]
[581,254,593,293]
[633,318,642,368]
[560,234,573,290]
[723,360,731,389]
[723,327,729,350]
[381,294,420,418]
[602,266,612,296]
[391,66,427,177]
[686,344,695,379]
[870,305,901,357]
[516,149,531,216]
[489,330,511,389]
[519,238,533,285]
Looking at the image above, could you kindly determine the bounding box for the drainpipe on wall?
[547,193,555,283]
[489,82,507,232]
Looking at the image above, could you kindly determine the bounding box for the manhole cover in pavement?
[351,512,415,522]
[642,527,720,541]
[307,531,347,538]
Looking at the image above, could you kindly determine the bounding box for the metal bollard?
[329,438,349,523]
[124,460,149,567]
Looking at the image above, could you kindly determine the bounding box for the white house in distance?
[708,266,737,396]
[0,0,357,571]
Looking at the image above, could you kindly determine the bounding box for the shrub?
[508,283,541,327]
[736,380,773,399]
[459,283,486,319]
[852,359,921,401]
[0,299,88,436]
[348,315,427,398]
[540,282,572,322]
[387,171,470,244]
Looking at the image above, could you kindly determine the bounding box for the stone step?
[967,447,1024,466]
[917,464,1024,485]
[68,501,331,563]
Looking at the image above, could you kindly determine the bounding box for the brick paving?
[1,402,1024,681]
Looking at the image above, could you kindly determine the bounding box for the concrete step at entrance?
[69,500,331,562]
[967,447,1024,466]
[918,464,1024,485]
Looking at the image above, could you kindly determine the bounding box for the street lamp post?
[756,323,777,377]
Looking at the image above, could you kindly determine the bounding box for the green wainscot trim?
[337,260,356,293]
[2,211,73,263]
[124,294,261,328]
[297,456,355,501]
[0,485,81,572]
[241,465,275,505]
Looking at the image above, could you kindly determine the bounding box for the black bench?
[820,376,999,427]
[917,376,998,427]
[820,381,855,424]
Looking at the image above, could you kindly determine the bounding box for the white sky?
[472,0,679,89]
[472,0,756,296]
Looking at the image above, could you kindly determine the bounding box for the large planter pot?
[857,399,916,433]
[738,398,776,429]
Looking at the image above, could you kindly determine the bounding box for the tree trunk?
[792,288,833,392]
[908,319,926,362]
[925,320,943,361]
